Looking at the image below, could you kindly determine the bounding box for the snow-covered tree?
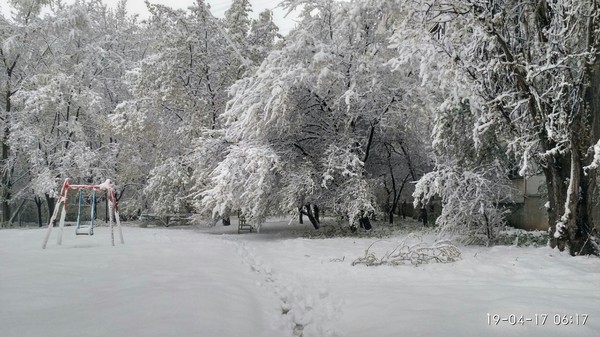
[200,0,431,229]
[113,1,253,216]
[392,0,600,254]
[224,0,252,47]
[8,0,142,222]
[247,9,280,64]
[368,121,432,224]
[413,102,514,244]
[7,0,52,18]
[0,0,53,224]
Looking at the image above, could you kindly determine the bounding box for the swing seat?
[76,225,94,236]
[75,189,96,236]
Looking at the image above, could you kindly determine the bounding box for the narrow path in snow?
[223,236,341,337]
[0,227,284,337]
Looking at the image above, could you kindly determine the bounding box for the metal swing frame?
[42,178,124,249]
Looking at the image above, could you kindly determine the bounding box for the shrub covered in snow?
[493,229,550,248]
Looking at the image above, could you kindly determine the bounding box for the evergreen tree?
[224,0,252,47]
[247,9,280,64]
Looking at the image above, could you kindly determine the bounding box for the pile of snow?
[1,219,599,337]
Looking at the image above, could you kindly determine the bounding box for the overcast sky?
[0,0,299,35]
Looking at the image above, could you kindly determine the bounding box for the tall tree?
[9,0,142,222]
[200,0,430,229]
[113,1,251,216]
[224,0,252,47]
[0,0,52,224]
[247,9,280,64]
[392,0,600,254]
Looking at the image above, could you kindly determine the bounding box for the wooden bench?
[238,215,252,233]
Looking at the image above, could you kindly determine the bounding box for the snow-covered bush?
[494,229,550,248]
[414,164,513,245]
[144,159,194,216]
[409,99,515,245]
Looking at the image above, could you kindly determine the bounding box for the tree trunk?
[45,194,56,224]
[419,207,428,226]
[546,150,597,255]
[34,196,43,227]
[223,216,231,226]
[305,211,319,229]
[359,216,372,230]
[1,143,10,224]
[298,207,303,224]
[1,78,12,225]
[300,204,320,229]
[222,208,232,226]
[8,198,26,225]
[544,59,600,256]
[93,197,97,220]
[387,169,410,225]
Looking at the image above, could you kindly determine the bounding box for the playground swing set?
[39,4,248,248]
[42,178,124,249]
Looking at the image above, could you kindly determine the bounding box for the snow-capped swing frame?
[42,178,124,249]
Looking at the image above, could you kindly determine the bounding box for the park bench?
[238,214,252,233]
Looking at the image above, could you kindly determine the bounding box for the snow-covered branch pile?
[352,238,461,267]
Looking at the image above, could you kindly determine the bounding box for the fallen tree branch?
[352,237,461,266]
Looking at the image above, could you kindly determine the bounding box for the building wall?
[508,176,547,230]
[507,197,549,231]
[510,175,600,232]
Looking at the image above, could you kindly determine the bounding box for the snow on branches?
[201,142,282,222]
[352,237,462,267]
[391,0,600,254]
[200,0,430,225]
[413,164,513,244]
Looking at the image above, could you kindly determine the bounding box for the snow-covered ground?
[1,219,599,337]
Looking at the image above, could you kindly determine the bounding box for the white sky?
[0,0,299,35]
